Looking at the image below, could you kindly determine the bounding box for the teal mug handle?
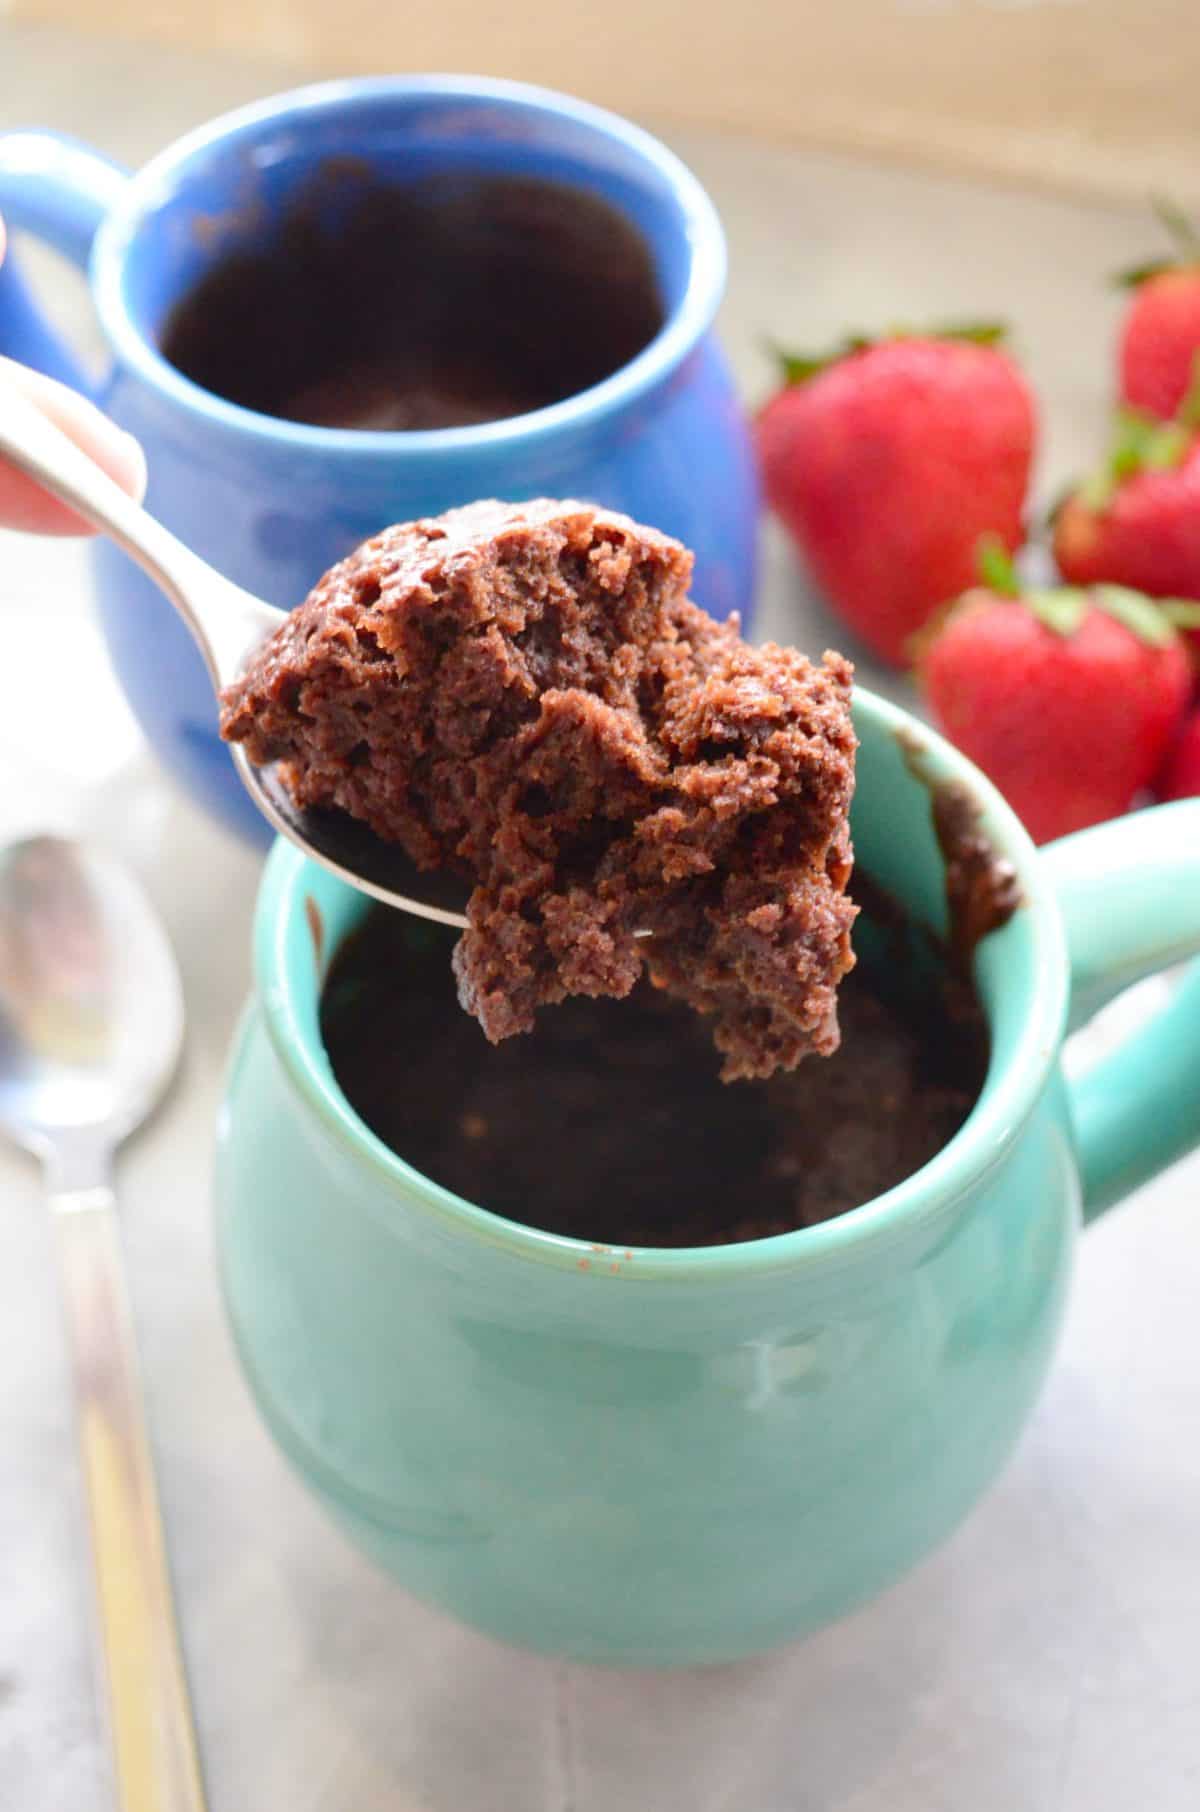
[1042,798,1200,1218]
[0,130,127,391]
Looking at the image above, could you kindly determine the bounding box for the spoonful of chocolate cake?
[0,374,856,1078]
[220,498,858,1078]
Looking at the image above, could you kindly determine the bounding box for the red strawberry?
[757,326,1036,666]
[1157,707,1200,800]
[1116,199,1200,422]
[922,542,1196,843]
[1053,413,1200,630]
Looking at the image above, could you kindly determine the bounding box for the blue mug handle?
[0,130,129,392]
[1042,798,1200,1217]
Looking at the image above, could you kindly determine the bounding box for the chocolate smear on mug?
[894,728,1021,970]
[304,894,325,970]
[931,783,1022,971]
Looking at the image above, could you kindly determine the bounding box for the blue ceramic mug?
[216,690,1200,1666]
[0,78,758,843]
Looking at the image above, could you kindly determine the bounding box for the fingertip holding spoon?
[0,370,471,929]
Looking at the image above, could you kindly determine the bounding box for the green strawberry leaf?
[1176,349,1200,430]
[926,320,1008,347]
[768,334,873,386]
[1142,422,1191,468]
[1112,196,1200,286]
[1092,585,1176,646]
[1152,194,1200,259]
[1026,588,1089,638]
[1075,408,1192,512]
[1044,483,1076,528]
[976,534,1021,596]
[1077,468,1117,513]
[771,345,831,386]
[1160,598,1200,630]
[978,572,1194,648]
[1112,258,1176,290]
[769,321,1007,386]
[881,320,1007,348]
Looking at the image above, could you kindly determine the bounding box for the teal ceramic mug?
[216,688,1200,1666]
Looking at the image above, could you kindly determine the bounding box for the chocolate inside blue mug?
[0,78,758,842]
[159,162,668,431]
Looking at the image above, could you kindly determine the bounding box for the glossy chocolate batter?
[160,166,665,429]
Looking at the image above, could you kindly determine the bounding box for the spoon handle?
[50,1179,208,1812]
[0,365,280,684]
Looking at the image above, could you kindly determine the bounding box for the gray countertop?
[1,25,1198,1812]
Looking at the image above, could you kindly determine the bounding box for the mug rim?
[249,686,1071,1280]
[90,73,727,457]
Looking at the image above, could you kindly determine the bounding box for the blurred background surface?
[5,0,1200,205]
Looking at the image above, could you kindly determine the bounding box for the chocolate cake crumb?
[220,499,858,1079]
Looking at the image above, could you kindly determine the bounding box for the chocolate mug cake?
[221,499,1014,1246]
[319,899,990,1246]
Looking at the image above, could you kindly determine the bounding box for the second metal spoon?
[0,372,471,929]
[0,835,204,1811]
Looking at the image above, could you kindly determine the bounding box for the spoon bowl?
[0,834,183,1155]
[241,754,471,925]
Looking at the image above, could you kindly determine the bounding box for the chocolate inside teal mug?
[216,688,1200,1665]
[0,76,757,845]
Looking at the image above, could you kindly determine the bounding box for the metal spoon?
[0,835,206,1812]
[0,375,470,930]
